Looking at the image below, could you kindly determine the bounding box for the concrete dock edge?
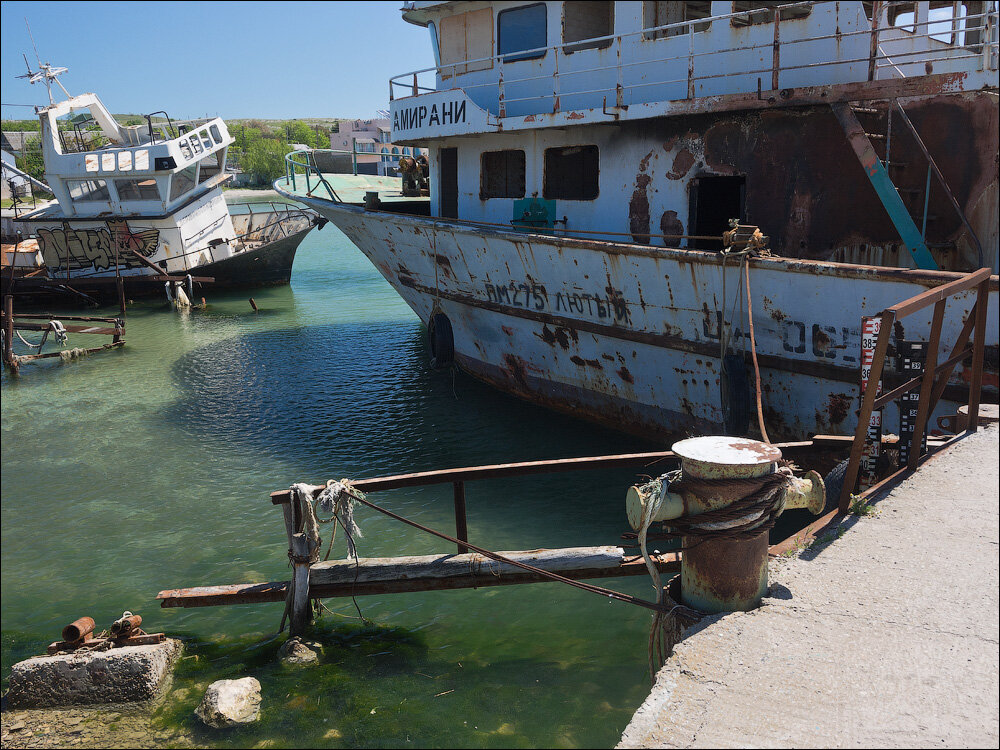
[619,425,999,749]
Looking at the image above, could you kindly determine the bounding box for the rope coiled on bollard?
[658,467,795,547]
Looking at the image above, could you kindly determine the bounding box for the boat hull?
[197,224,308,288]
[287,198,998,442]
[4,223,314,305]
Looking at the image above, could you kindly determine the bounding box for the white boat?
[9,63,321,303]
[276,1,999,441]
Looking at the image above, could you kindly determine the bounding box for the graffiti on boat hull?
[37,220,160,272]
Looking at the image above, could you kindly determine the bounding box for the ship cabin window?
[439,7,494,78]
[563,1,614,52]
[888,2,985,46]
[199,130,213,151]
[643,2,711,39]
[67,179,110,202]
[190,135,204,156]
[169,166,197,201]
[210,125,223,144]
[197,153,223,185]
[498,3,548,62]
[115,178,160,201]
[480,150,526,199]
[179,139,193,161]
[543,145,599,201]
[731,1,811,26]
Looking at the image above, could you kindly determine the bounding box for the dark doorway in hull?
[689,175,746,250]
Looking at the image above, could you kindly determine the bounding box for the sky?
[0,1,436,121]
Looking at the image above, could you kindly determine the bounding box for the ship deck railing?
[282,149,426,206]
[389,1,999,120]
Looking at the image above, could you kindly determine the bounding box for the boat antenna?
[17,18,71,105]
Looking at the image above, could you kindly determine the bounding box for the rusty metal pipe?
[110,614,142,638]
[61,617,95,643]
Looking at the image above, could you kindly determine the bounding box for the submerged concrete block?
[6,639,183,708]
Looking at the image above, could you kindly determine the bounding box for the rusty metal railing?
[389,1,998,115]
[284,150,342,203]
[838,266,993,512]
[269,441,828,555]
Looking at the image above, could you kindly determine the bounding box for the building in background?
[330,118,421,176]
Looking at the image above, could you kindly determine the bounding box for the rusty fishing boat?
[6,62,321,304]
[277,1,999,441]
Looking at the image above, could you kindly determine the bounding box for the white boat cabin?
[23,92,247,276]
[38,92,233,219]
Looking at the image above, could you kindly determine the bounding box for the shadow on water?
[165,320,661,482]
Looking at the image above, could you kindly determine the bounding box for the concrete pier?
[620,425,999,748]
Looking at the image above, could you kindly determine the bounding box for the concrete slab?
[619,425,999,749]
[6,639,183,708]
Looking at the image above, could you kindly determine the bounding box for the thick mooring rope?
[635,479,702,681]
[719,244,771,443]
[659,468,794,545]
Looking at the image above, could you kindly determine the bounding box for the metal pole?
[967,280,989,432]
[498,57,506,118]
[772,8,781,91]
[908,300,946,469]
[687,24,695,98]
[453,481,469,554]
[869,1,881,81]
[921,164,932,241]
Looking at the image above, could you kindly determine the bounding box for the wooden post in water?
[3,295,16,373]
[289,532,313,636]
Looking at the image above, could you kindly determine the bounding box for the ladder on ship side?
[830,100,985,272]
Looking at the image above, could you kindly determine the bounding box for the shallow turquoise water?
[1,208,674,747]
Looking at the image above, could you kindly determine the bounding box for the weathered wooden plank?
[308,546,625,585]
[157,582,290,608]
[12,341,125,362]
[156,548,682,608]
[13,321,119,335]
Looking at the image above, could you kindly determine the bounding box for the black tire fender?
[428,312,454,369]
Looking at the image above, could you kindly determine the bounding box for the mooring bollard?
[626,436,825,614]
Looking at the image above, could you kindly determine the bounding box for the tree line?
[228,120,332,185]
